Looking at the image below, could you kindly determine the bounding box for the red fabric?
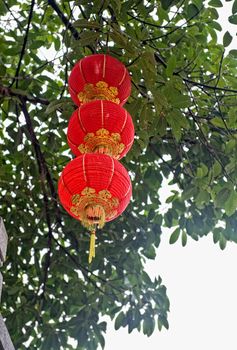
[67,100,134,159]
[58,154,132,222]
[68,54,131,106]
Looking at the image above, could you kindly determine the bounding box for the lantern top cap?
[74,53,127,66]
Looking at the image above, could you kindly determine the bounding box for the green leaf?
[161,110,186,141]
[143,316,155,336]
[215,188,231,208]
[169,94,191,108]
[94,327,105,349]
[196,163,208,178]
[225,139,236,153]
[213,228,221,243]
[232,0,237,14]
[210,20,222,31]
[142,271,152,284]
[114,311,125,330]
[225,191,237,216]
[181,231,187,247]
[158,315,169,330]
[193,0,203,10]
[54,36,61,51]
[187,4,199,19]
[228,14,237,24]
[209,0,223,7]
[219,234,227,250]
[166,55,176,77]
[143,245,156,259]
[211,117,226,128]
[169,228,180,244]
[161,0,175,10]
[223,31,233,47]
[0,64,6,75]
[73,19,101,29]
[195,190,210,206]
[110,30,127,47]
[46,100,66,114]
[212,161,222,177]
[79,31,99,46]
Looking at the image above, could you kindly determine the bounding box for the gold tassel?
[88,230,96,263]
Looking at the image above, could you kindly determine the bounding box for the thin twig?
[10,0,35,88]
[2,0,23,29]
[127,12,172,28]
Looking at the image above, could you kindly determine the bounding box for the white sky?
[105,232,237,350]
[105,3,237,349]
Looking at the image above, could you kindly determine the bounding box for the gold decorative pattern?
[70,187,119,230]
[78,128,125,159]
[78,81,120,104]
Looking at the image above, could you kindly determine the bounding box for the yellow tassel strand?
[88,230,96,263]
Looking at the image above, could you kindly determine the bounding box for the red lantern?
[68,54,131,107]
[58,153,132,262]
[67,100,134,160]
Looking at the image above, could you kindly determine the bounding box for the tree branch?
[127,12,172,28]
[183,77,237,94]
[20,99,55,299]
[10,0,35,88]
[48,0,95,52]
[144,5,203,43]
[41,191,53,299]
[48,0,80,39]
[154,51,237,95]
[0,85,49,105]
[19,98,61,223]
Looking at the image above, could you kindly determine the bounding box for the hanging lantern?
[68,54,131,107]
[58,153,132,262]
[67,100,134,159]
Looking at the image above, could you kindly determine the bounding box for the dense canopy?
[0,0,237,349]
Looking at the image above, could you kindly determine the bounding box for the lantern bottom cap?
[81,204,106,231]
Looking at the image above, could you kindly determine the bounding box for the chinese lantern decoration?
[67,100,134,159]
[58,154,132,262]
[68,54,131,106]
[58,54,134,263]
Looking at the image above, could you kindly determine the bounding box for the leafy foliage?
[0,0,237,349]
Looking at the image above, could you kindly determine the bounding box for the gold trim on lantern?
[78,128,125,159]
[70,187,119,230]
[78,81,120,104]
